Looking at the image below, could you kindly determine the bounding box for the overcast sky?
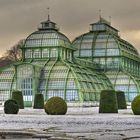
[0,0,140,56]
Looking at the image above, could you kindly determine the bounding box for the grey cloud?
[0,0,140,55]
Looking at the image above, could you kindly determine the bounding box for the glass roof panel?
[25,30,71,48]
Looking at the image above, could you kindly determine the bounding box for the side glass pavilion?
[73,17,140,101]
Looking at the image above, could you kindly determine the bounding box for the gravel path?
[0,107,139,140]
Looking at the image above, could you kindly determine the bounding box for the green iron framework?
[0,17,113,106]
[73,17,140,101]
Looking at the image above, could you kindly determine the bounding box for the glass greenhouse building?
[0,17,113,107]
[73,17,140,102]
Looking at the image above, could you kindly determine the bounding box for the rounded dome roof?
[72,19,139,58]
[24,18,72,49]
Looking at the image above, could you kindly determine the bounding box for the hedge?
[44,96,67,115]
[131,95,140,115]
[99,90,118,113]
[33,93,44,109]
[12,90,24,109]
[116,91,127,109]
[4,99,19,114]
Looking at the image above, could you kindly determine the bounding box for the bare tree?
[4,39,24,62]
[0,56,13,67]
[0,39,25,67]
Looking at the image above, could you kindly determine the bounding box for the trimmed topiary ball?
[131,95,140,115]
[99,90,118,113]
[44,96,67,115]
[4,99,19,114]
[33,93,44,109]
[12,90,24,109]
[116,91,127,109]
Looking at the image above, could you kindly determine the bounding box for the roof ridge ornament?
[38,8,59,31]
[99,9,102,20]
[98,10,111,26]
[47,7,50,21]
[109,16,112,25]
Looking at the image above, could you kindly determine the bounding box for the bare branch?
[4,39,25,62]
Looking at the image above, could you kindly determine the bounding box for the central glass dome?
[22,17,76,60]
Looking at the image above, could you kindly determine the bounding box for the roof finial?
[99,9,102,20]
[47,7,50,21]
[109,16,112,25]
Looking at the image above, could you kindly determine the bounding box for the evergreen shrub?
[99,90,118,113]
[12,90,24,109]
[4,99,19,114]
[116,91,127,109]
[131,95,140,115]
[33,93,44,109]
[44,96,67,115]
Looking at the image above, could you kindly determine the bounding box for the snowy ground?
[0,107,140,139]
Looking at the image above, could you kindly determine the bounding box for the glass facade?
[0,67,15,103]
[0,17,113,106]
[106,71,139,101]
[16,64,33,106]
[73,18,140,101]
[0,16,139,106]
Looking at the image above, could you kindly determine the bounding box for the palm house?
[0,16,113,107]
[73,17,140,101]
